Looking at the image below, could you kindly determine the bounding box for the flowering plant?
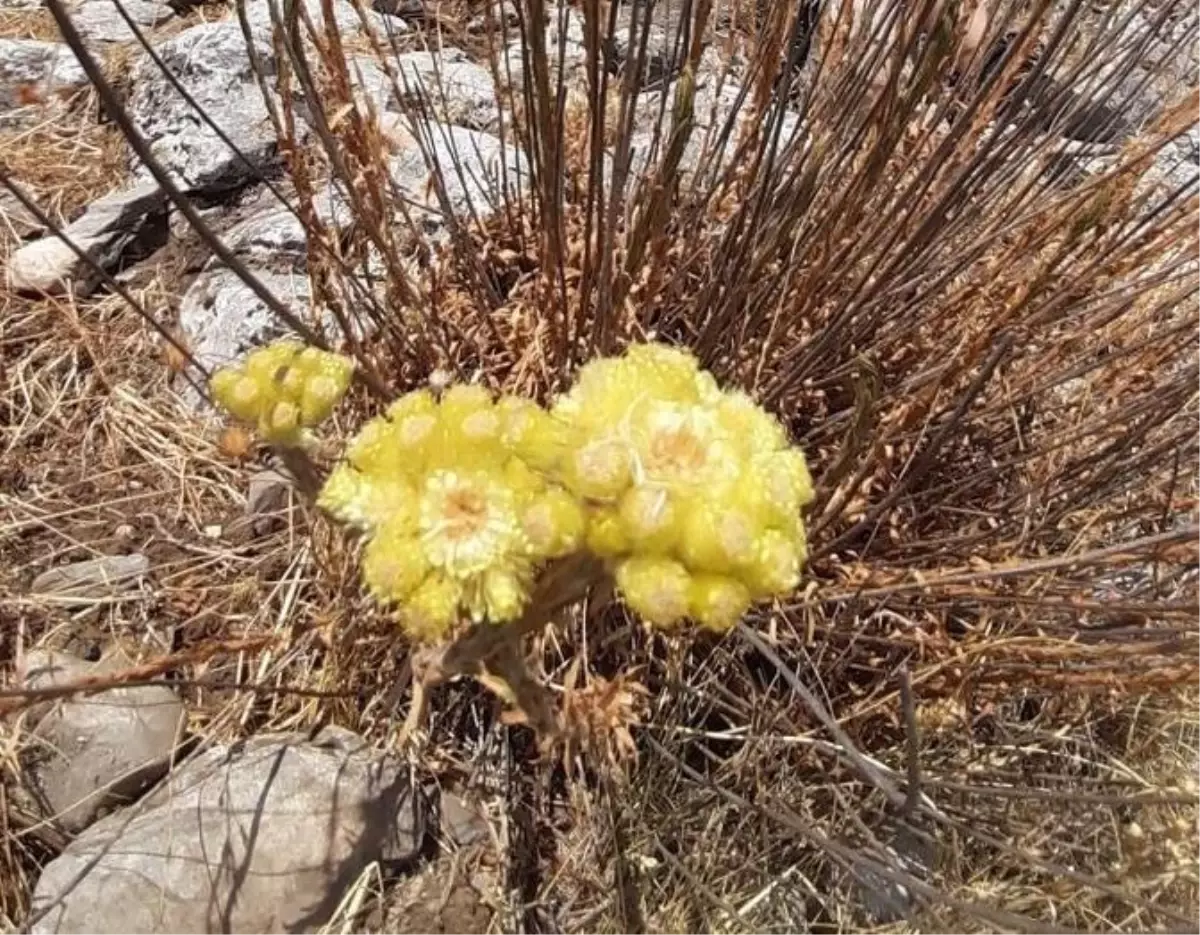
[210,340,813,738]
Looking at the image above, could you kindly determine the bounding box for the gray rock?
[30,728,420,934]
[346,53,396,114]
[210,183,354,270]
[0,39,88,112]
[373,0,425,19]
[225,467,292,540]
[21,648,185,833]
[389,121,526,227]
[467,0,517,34]
[29,553,151,603]
[243,0,400,37]
[69,0,176,44]
[0,186,47,239]
[127,21,279,192]
[6,182,167,295]
[500,8,588,86]
[393,49,499,131]
[604,0,693,88]
[178,266,314,371]
[438,791,489,847]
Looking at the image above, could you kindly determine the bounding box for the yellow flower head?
[319,384,586,641]
[553,342,813,632]
[210,340,354,446]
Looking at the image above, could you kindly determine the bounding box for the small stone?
[243,0,399,37]
[21,648,185,833]
[224,467,292,541]
[384,855,494,934]
[6,182,168,296]
[466,0,517,34]
[30,728,421,934]
[29,553,150,604]
[848,823,936,924]
[439,790,490,847]
[246,468,291,516]
[211,184,354,270]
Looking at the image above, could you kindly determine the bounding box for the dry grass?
[0,9,62,41]
[1,0,1198,931]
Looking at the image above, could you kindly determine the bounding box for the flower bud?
[319,464,417,532]
[755,448,815,523]
[679,504,756,573]
[481,568,527,622]
[744,529,800,597]
[688,574,751,631]
[300,374,342,426]
[499,396,566,470]
[522,488,587,559]
[405,573,462,640]
[386,389,436,422]
[615,556,691,628]
[566,439,632,500]
[362,527,429,603]
[264,400,300,442]
[618,485,679,554]
[245,340,301,382]
[585,507,629,557]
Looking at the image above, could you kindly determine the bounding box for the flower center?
[419,470,519,578]
[441,486,489,539]
[646,424,707,477]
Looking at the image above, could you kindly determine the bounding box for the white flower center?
[419,470,519,578]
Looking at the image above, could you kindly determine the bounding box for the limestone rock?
[21,648,185,833]
[29,553,151,603]
[243,0,400,37]
[393,49,499,131]
[69,0,177,44]
[30,728,421,934]
[177,267,314,371]
[467,0,517,34]
[0,39,88,112]
[373,0,425,20]
[388,121,526,226]
[205,184,354,270]
[500,8,587,87]
[126,20,279,192]
[6,183,167,295]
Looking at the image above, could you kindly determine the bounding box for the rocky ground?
[1,1,1197,932]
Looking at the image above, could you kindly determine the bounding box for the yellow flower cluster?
[552,344,814,631]
[210,341,355,445]
[213,337,813,641]
[318,386,583,640]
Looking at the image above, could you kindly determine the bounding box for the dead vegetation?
[1,0,1198,931]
